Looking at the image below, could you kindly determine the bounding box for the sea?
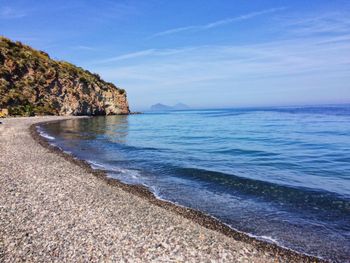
[39,105,350,262]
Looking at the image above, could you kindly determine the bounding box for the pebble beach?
[0,117,322,262]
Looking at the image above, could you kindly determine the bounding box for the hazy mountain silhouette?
[150,103,190,111]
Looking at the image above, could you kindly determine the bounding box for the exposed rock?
[0,36,130,116]
[0,108,8,117]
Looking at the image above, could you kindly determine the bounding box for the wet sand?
[0,116,323,262]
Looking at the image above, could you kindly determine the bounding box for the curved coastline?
[30,118,324,263]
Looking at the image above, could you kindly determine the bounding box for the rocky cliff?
[0,37,130,116]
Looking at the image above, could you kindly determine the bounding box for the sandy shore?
[0,116,322,262]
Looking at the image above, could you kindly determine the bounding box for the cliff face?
[0,37,130,116]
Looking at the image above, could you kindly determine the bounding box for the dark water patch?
[207,148,280,157]
[172,167,350,215]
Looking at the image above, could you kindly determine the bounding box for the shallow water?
[41,105,350,262]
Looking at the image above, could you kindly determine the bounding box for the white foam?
[90,162,142,179]
[86,160,105,169]
[85,161,142,182]
[40,132,55,140]
[119,168,142,179]
[254,235,279,244]
[36,127,55,140]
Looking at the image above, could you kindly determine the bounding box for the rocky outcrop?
[0,37,130,116]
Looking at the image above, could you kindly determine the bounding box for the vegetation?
[0,36,127,116]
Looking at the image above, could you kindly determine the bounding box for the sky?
[1,0,350,110]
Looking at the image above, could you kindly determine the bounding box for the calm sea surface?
[40,106,350,262]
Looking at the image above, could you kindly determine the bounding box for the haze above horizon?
[1,0,350,111]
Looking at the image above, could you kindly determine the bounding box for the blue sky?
[1,0,350,110]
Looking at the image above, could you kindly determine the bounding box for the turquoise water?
[40,106,350,262]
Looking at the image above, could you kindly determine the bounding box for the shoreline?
[30,118,324,263]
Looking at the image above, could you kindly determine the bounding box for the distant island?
[150,103,190,111]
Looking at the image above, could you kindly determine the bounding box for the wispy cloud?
[150,7,287,38]
[72,45,97,51]
[79,0,139,23]
[0,7,27,19]
[93,47,197,64]
[97,49,157,63]
[283,13,350,35]
[89,12,350,107]
[95,37,350,85]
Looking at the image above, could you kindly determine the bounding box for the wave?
[82,155,350,219]
[171,167,350,216]
[36,126,55,140]
[87,160,143,181]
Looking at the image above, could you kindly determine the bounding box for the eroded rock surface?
[0,37,129,116]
